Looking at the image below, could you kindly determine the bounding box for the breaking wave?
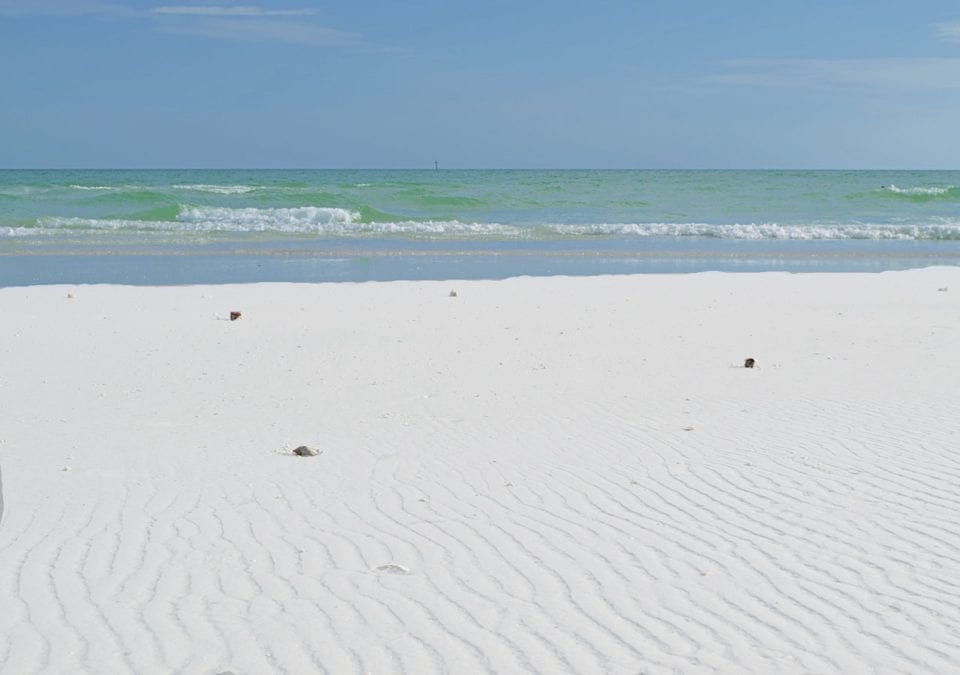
[176,206,360,230]
[541,222,960,240]
[172,184,258,194]
[880,184,960,201]
[17,207,960,241]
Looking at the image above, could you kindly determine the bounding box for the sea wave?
[2,226,54,237]
[172,184,258,194]
[33,206,365,235]
[177,206,361,230]
[34,218,182,233]
[543,222,960,240]
[30,212,520,237]
[19,210,960,241]
[0,186,61,196]
[880,184,959,200]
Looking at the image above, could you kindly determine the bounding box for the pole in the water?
[434,160,438,170]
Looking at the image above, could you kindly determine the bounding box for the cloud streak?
[0,2,362,47]
[714,58,960,90]
[153,5,362,47]
[159,16,360,47]
[152,5,318,18]
[934,21,960,42]
[149,4,362,47]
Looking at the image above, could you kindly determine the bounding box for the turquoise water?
[2,169,960,284]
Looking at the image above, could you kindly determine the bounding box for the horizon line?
[2,166,959,172]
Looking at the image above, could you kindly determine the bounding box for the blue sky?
[2,0,960,168]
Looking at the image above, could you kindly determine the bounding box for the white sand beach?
[2,268,960,674]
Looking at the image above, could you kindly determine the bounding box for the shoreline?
[2,269,960,672]
[2,252,959,288]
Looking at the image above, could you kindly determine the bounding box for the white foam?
[30,213,524,237]
[350,220,524,237]
[883,184,954,196]
[2,227,54,238]
[175,208,526,236]
[172,184,258,195]
[543,221,960,240]
[26,213,960,241]
[176,206,361,231]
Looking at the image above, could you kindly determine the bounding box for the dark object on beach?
[744,358,756,368]
[449,290,458,297]
[293,445,319,457]
[229,311,242,321]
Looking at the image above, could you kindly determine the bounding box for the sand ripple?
[1,271,959,673]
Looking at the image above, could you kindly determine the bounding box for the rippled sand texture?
[1,270,959,674]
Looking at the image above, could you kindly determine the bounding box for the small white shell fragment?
[375,564,409,575]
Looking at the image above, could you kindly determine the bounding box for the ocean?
[2,169,960,285]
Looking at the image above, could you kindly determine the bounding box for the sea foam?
[882,184,958,197]
[172,184,258,194]
[542,222,960,240]
[176,206,361,231]
[25,210,960,241]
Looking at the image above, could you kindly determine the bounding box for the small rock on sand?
[744,358,756,368]
[293,445,320,457]
[448,290,458,297]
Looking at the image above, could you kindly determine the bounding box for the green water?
[2,169,960,284]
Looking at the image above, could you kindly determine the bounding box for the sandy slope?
[1,269,959,674]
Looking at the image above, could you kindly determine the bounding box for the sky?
[2,0,960,168]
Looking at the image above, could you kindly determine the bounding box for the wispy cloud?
[0,0,129,16]
[148,4,362,46]
[152,5,318,18]
[934,21,960,42]
[158,16,360,47]
[714,58,960,89]
[0,2,362,47]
